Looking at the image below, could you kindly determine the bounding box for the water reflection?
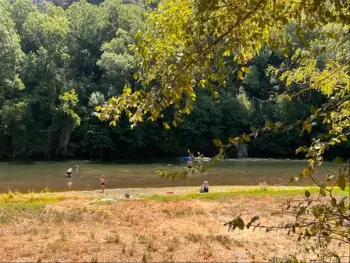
[67,178,72,188]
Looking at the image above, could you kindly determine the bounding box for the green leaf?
[331,197,337,207]
[163,122,171,130]
[250,216,259,223]
[305,190,310,198]
[213,139,222,147]
[237,70,243,80]
[243,134,251,142]
[301,167,310,177]
[319,188,326,197]
[233,217,245,230]
[310,106,317,114]
[340,135,347,141]
[275,122,283,128]
[304,123,312,133]
[295,146,307,154]
[123,87,132,93]
[265,121,274,129]
[241,66,250,73]
[229,137,239,144]
[338,175,346,190]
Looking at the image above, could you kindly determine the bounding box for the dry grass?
[0,187,349,262]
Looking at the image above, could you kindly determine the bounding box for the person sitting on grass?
[199,181,209,193]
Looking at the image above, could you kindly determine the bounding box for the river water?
[0,159,337,193]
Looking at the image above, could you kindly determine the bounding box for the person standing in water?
[66,168,73,178]
[66,168,73,188]
[197,152,204,167]
[100,175,106,193]
[187,157,193,169]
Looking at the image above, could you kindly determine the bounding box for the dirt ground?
[0,188,349,262]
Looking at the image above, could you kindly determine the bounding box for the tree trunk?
[235,143,248,158]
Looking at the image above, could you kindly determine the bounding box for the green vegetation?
[147,187,349,201]
[1,0,349,261]
[96,0,349,261]
[0,190,61,223]
[0,190,66,204]
[1,0,348,160]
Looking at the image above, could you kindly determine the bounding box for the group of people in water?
[65,165,79,178]
[187,152,205,169]
[65,165,106,193]
[64,151,210,194]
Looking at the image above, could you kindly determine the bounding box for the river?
[0,159,337,193]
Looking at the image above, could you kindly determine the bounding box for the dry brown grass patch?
[0,192,349,262]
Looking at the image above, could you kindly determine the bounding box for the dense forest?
[0,0,348,160]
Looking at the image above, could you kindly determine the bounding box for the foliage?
[0,0,348,164]
[0,0,24,94]
[0,0,148,159]
[94,0,350,261]
[97,0,349,126]
[225,163,350,262]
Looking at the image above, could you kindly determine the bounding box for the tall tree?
[0,0,26,157]
[97,0,349,260]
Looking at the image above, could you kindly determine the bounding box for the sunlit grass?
[0,190,92,224]
[0,190,79,223]
[146,186,349,201]
[0,190,66,204]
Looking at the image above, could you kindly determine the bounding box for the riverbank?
[1,186,349,262]
[0,185,329,202]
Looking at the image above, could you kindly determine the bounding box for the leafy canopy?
[97,1,349,260]
[97,0,349,129]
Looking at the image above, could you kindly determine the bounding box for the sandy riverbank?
[45,185,310,199]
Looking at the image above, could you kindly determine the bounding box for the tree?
[0,0,26,158]
[49,89,81,154]
[67,0,108,77]
[0,0,347,166]
[0,101,29,159]
[97,0,348,130]
[11,0,37,36]
[97,0,349,260]
[20,2,73,156]
[0,0,24,96]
